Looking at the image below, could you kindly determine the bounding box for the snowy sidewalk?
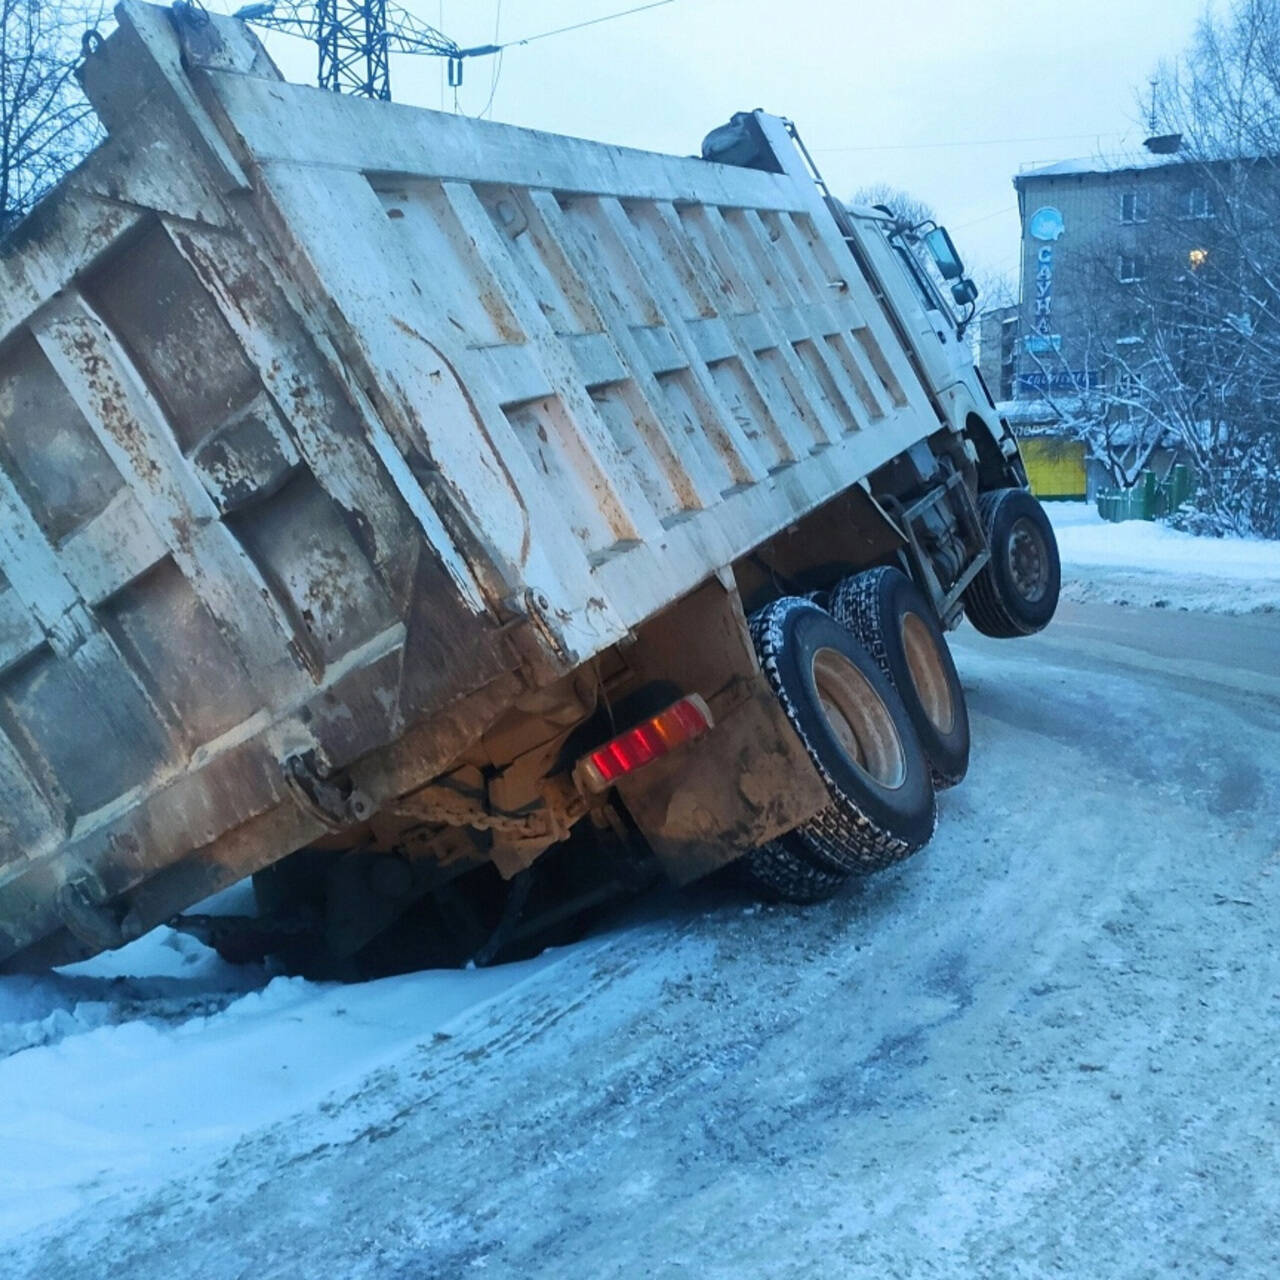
[1047,503,1280,614]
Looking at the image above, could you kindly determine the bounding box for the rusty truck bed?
[0,2,968,965]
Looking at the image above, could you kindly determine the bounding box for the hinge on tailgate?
[283,751,372,830]
[55,874,128,952]
[520,588,579,668]
[45,602,95,659]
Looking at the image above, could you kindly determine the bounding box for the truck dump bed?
[0,2,964,965]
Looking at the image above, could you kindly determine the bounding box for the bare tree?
[1024,0,1280,536]
[1144,0,1280,535]
[1,0,104,232]
[848,183,935,230]
[1019,258,1175,492]
[974,268,1016,312]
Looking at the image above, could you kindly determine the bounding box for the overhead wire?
[442,0,673,115]
[494,0,675,51]
[953,205,1019,230]
[477,0,503,118]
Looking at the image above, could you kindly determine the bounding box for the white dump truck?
[0,1,1059,973]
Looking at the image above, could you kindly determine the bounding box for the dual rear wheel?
[740,571,966,904]
[741,488,1061,904]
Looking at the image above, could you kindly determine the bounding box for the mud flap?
[614,675,829,885]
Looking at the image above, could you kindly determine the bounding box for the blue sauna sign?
[1029,206,1065,241]
[1026,206,1065,351]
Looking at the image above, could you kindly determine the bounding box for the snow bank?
[0,926,565,1239]
[1047,503,1280,613]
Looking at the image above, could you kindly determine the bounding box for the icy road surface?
[3,600,1280,1279]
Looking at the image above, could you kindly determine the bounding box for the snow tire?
[963,488,1061,638]
[748,597,937,876]
[829,567,970,788]
[738,839,847,904]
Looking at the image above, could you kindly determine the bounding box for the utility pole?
[234,0,460,100]
[233,0,673,103]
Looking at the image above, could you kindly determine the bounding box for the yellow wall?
[1020,437,1087,500]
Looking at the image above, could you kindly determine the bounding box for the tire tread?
[748,597,936,876]
[829,568,968,788]
[738,840,846,903]
[963,489,1059,638]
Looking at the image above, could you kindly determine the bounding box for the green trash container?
[1169,463,1192,511]
[1137,470,1158,520]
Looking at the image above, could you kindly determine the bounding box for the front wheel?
[963,488,1061,638]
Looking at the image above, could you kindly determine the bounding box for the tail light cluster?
[576,695,714,793]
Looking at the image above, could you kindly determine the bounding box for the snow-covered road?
[3,602,1279,1279]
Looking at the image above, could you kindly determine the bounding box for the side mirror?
[923,226,965,280]
[951,278,979,307]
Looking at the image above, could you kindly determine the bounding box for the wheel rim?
[810,647,906,790]
[900,612,955,735]
[1006,515,1050,604]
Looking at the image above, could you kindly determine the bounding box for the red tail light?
[577,695,714,792]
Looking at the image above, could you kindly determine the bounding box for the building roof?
[999,399,1078,431]
[1015,149,1188,184]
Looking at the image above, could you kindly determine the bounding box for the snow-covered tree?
[1021,0,1280,537]
[1143,0,1280,536]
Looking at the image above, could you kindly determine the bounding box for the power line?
[952,204,1018,230]
[443,0,677,94]
[236,0,674,101]
[477,0,504,119]
[497,0,675,50]
[812,130,1127,155]
[235,0,458,99]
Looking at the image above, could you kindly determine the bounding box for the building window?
[1117,254,1144,283]
[1120,190,1150,223]
[1177,186,1213,219]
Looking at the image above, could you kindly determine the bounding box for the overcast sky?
[245,0,1216,290]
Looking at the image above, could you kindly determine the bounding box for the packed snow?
[1,603,1278,1278]
[1048,502,1280,613]
[0,930,565,1241]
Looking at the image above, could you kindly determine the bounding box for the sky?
[237,0,1216,292]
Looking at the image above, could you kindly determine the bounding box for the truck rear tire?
[749,597,936,875]
[963,488,1061,638]
[829,567,970,788]
[739,840,847,903]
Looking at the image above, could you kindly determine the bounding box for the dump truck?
[0,1,1060,973]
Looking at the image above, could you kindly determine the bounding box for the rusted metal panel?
[0,2,996,964]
